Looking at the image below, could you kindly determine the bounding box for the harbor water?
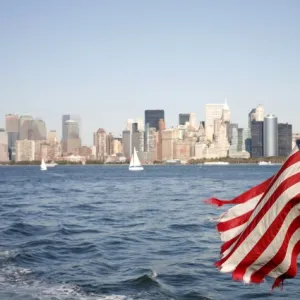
[0,164,297,300]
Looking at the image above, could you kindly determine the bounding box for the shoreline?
[0,162,283,167]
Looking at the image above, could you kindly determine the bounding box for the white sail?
[129,147,143,171]
[40,158,47,171]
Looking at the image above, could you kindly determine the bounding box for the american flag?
[207,141,300,289]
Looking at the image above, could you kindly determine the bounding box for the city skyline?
[1,101,297,146]
[1,102,297,163]
[1,1,300,144]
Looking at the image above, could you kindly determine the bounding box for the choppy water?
[0,164,297,299]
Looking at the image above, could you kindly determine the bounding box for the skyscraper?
[94,128,107,160]
[278,123,292,157]
[263,114,278,157]
[205,103,225,141]
[15,140,35,162]
[5,114,19,160]
[189,112,197,129]
[179,114,190,126]
[248,105,264,129]
[145,110,164,131]
[251,121,264,158]
[29,119,47,140]
[122,130,131,159]
[227,123,238,143]
[62,115,81,141]
[48,130,57,144]
[0,129,9,162]
[19,115,33,140]
[63,120,81,153]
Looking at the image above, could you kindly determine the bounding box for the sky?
[1,0,300,145]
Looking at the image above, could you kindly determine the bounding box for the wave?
[3,222,49,237]
[0,265,132,300]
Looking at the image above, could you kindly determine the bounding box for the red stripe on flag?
[272,240,300,290]
[232,196,300,281]
[216,171,300,268]
[250,214,300,284]
[217,210,252,232]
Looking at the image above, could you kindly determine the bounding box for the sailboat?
[45,160,57,167]
[40,158,47,171]
[129,147,144,171]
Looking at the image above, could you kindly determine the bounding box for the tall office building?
[145,110,164,131]
[179,114,190,126]
[106,133,114,156]
[248,104,264,129]
[65,120,79,139]
[222,99,231,123]
[94,128,107,160]
[229,127,238,153]
[18,117,47,141]
[15,140,35,162]
[255,104,265,121]
[205,103,225,141]
[278,123,292,157]
[161,128,179,161]
[19,115,33,140]
[157,119,166,161]
[62,115,81,141]
[189,113,197,129]
[126,119,134,131]
[63,120,81,153]
[136,118,144,131]
[48,130,57,144]
[251,121,264,158]
[122,130,131,159]
[5,114,19,160]
[132,122,138,133]
[263,114,278,157]
[0,129,9,162]
[237,128,251,152]
[227,123,238,143]
[248,108,256,129]
[132,131,144,153]
[29,119,47,140]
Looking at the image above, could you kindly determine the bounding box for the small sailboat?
[45,160,57,167]
[129,147,144,171]
[40,158,47,171]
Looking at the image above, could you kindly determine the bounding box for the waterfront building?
[15,139,35,162]
[179,114,190,126]
[174,140,191,161]
[263,114,278,157]
[62,114,81,141]
[145,110,164,131]
[63,120,81,153]
[205,103,225,141]
[0,129,9,162]
[30,119,47,140]
[248,104,264,130]
[161,128,178,161]
[94,128,107,160]
[5,114,19,160]
[19,115,33,140]
[122,130,131,159]
[278,123,292,157]
[48,130,57,144]
[157,119,165,161]
[189,113,197,129]
[251,121,264,158]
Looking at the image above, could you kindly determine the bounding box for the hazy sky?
[1,0,299,145]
